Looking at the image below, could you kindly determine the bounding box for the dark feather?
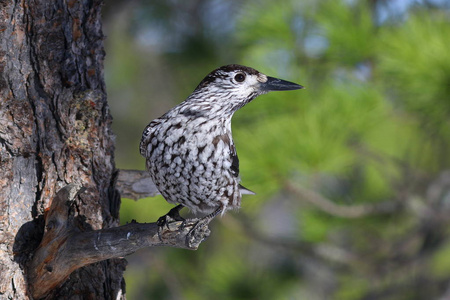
[239,184,255,195]
[230,144,239,178]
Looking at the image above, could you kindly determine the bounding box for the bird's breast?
[150,116,229,154]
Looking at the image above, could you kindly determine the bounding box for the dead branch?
[116,169,160,200]
[285,181,401,218]
[28,184,211,299]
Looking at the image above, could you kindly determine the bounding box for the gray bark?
[0,1,125,299]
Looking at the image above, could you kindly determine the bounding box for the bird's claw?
[186,206,222,242]
[186,217,211,248]
[157,205,185,227]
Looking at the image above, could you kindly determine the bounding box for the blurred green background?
[102,0,450,299]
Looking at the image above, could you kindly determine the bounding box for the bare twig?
[116,169,160,200]
[28,184,211,299]
[226,215,355,265]
[285,181,400,218]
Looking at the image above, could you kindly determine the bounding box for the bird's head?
[190,64,304,113]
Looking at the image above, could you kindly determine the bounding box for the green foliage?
[314,0,376,65]
[105,0,450,298]
[379,11,450,118]
[431,240,450,278]
[378,10,450,168]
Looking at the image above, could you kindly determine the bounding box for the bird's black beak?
[261,76,304,91]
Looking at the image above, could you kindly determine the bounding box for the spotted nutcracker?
[140,64,303,220]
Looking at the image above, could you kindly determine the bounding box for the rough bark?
[0,1,125,299]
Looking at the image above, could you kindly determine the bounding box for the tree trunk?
[0,1,126,299]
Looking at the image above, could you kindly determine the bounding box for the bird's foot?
[204,206,223,221]
[157,205,185,229]
[186,206,223,244]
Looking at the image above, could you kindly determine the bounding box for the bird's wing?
[230,143,256,195]
[229,143,240,178]
[140,120,160,157]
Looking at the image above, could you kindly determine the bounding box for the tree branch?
[116,169,160,200]
[28,184,211,299]
[285,181,401,218]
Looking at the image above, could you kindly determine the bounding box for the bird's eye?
[234,73,246,83]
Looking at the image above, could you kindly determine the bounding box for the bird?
[140,64,303,221]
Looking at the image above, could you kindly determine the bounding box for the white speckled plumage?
[140,64,303,216]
